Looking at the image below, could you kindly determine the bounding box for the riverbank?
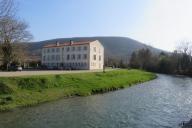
[0,69,156,111]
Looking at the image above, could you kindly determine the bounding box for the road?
[0,69,112,77]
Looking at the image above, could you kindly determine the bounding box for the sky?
[17,0,192,51]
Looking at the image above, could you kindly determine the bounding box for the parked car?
[17,66,22,71]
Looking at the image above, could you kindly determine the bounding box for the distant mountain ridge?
[27,36,164,61]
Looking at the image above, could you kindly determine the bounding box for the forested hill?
[27,36,163,60]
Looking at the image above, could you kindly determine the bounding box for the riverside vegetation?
[0,69,156,111]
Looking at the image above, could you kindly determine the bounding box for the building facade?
[41,40,104,70]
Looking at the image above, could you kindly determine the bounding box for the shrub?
[55,75,62,79]
[0,82,13,94]
[18,78,50,89]
[0,95,13,105]
[18,78,38,89]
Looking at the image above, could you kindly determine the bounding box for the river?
[0,74,192,128]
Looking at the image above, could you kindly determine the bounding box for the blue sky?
[17,0,192,51]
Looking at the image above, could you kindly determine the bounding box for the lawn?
[0,69,156,111]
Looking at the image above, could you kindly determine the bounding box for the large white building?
[41,40,104,70]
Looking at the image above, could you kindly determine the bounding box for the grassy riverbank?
[0,69,156,111]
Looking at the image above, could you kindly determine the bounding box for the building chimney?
[70,40,74,45]
[56,41,59,46]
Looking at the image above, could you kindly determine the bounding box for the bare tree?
[0,0,32,70]
[12,43,28,65]
[176,41,192,55]
[0,17,32,70]
[0,0,16,18]
[175,41,192,73]
[0,17,32,43]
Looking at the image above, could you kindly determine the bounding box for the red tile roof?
[43,41,94,48]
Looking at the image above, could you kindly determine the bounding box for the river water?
[0,74,192,128]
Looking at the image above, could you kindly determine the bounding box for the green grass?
[0,69,156,111]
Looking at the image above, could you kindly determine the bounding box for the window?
[52,48,55,52]
[93,55,96,60]
[84,46,87,50]
[67,54,70,60]
[43,56,46,61]
[94,47,96,52]
[52,55,55,60]
[78,46,81,51]
[67,47,70,52]
[56,55,60,61]
[83,54,87,59]
[99,55,101,61]
[71,54,75,60]
[72,47,75,51]
[56,48,60,52]
[77,54,81,60]
[62,47,64,51]
[47,55,50,61]
[47,49,50,53]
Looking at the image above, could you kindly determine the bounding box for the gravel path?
[0,69,112,77]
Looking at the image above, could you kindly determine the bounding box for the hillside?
[27,36,163,61]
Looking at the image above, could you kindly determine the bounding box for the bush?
[18,78,37,89]
[18,78,50,89]
[0,95,13,105]
[0,82,13,94]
